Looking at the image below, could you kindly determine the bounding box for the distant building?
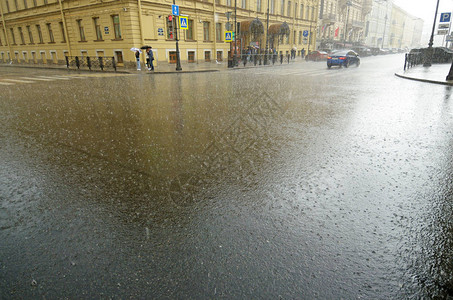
[388,4,423,50]
[363,0,392,49]
[0,0,320,67]
[317,0,372,50]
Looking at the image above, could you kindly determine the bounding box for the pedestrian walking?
[146,47,154,71]
[301,48,305,59]
[135,50,141,70]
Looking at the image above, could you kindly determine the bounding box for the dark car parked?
[327,50,360,68]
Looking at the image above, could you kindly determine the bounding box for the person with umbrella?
[140,45,153,70]
[131,47,142,70]
[146,47,154,71]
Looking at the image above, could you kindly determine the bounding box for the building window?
[47,23,54,43]
[294,3,297,17]
[6,0,10,13]
[112,15,121,39]
[115,51,123,64]
[280,0,284,15]
[298,30,302,44]
[169,51,177,63]
[203,21,210,41]
[270,0,275,14]
[217,51,222,61]
[188,51,195,62]
[293,30,296,44]
[186,19,194,40]
[77,19,86,41]
[23,0,27,9]
[311,6,315,20]
[226,0,231,6]
[287,1,291,16]
[33,0,36,6]
[300,4,303,19]
[216,23,222,41]
[26,26,33,44]
[36,24,43,43]
[18,27,25,44]
[305,5,309,19]
[10,28,16,45]
[93,17,102,41]
[43,0,47,4]
[204,51,211,62]
[13,0,18,10]
[215,0,220,4]
[257,0,261,12]
[59,22,66,42]
[241,0,246,9]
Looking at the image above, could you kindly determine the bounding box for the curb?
[395,72,453,86]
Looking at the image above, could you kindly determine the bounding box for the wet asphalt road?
[0,55,452,299]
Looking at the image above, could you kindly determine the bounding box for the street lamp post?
[344,0,351,47]
[447,59,453,80]
[173,0,182,71]
[424,0,441,67]
[264,0,270,65]
[233,0,237,66]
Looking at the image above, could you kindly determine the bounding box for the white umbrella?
[130,47,142,53]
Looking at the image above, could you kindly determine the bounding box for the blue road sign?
[440,12,451,23]
[225,31,232,42]
[172,4,179,16]
[180,16,188,30]
[303,30,309,37]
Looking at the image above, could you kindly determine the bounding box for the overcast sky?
[393,0,453,46]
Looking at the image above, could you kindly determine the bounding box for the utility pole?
[424,0,440,67]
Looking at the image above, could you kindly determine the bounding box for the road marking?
[0,81,15,85]
[286,70,328,77]
[323,72,339,77]
[20,76,54,81]
[2,78,35,83]
[36,76,71,80]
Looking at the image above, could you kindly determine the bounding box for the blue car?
[327,50,360,68]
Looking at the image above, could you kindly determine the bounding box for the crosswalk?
[248,67,355,78]
[0,73,130,86]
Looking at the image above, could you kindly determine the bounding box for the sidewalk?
[134,61,226,74]
[0,57,301,74]
[395,63,453,86]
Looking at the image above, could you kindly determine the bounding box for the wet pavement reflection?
[0,55,452,298]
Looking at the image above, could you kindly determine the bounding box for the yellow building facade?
[0,0,319,68]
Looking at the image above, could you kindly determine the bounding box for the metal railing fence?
[65,56,117,71]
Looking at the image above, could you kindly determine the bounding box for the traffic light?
[167,15,174,39]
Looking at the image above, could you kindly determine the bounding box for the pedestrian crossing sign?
[180,16,188,30]
[225,31,233,42]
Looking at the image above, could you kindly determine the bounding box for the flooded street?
[1,54,452,298]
